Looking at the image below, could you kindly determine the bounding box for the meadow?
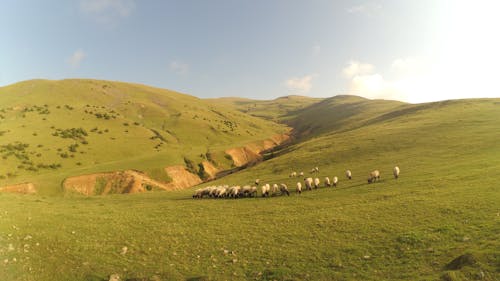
[1,87,499,280]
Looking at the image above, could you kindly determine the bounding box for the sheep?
[346,170,352,180]
[255,179,260,186]
[279,183,290,196]
[314,177,320,189]
[324,177,331,187]
[367,170,381,184]
[299,171,304,177]
[241,185,257,197]
[393,166,400,179]
[310,167,319,174]
[261,183,270,197]
[289,171,297,178]
[209,186,219,198]
[272,184,279,196]
[192,186,216,198]
[296,182,302,194]
[332,176,338,187]
[304,177,313,191]
[228,185,241,198]
[214,186,228,198]
[192,188,205,198]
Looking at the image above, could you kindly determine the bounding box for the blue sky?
[1,0,499,103]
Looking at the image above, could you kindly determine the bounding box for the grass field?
[1,88,499,280]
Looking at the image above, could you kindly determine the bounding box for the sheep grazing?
[215,186,228,198]
[393,166,400,179]
[299,171,304,177]
[241,185,257,197]
[367,170,381,184]
[324,177,331,187]
[261,183,271,197]
[289,171,297,178]
[272,184,279,196]
[296,182,302,194]
[346,170,352,180]
[228,185,241,198]
[193,186,218,198]
[304,177,313,191]
[310,166,319,174]
[332,176,338,187]
[313,177,320,189]
[279,184,290,196]
[255,179,260,186]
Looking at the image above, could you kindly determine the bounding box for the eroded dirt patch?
[0,182,36,194]
[225,133,290,167]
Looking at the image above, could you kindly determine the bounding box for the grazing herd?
[193,166,400,199]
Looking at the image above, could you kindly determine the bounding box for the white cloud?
[342,61,375,78]
[67,49,86,68]
[342,60,411,101]
[285,74,316,94]
[170,61,189,75]
[347,2,382,16]
[80,0,135,25]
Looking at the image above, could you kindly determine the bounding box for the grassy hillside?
[1,97,499,280]
[0,79,288,194]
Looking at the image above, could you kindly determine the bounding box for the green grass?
[1,92,499,280]
[0,79,287,194]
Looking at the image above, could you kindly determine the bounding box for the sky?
[1,0,500,103]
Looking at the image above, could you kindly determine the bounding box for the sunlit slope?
[284,95,405,138]
[0,79,288,193]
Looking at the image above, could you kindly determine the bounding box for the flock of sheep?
[192,166,400,199]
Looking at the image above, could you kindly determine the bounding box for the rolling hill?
[0,79,499,280]
[0,79,289,195]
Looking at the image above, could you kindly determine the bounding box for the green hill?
[0,79,288,194]
[1,81,499,280]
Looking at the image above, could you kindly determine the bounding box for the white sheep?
[279,183,290,196]
[324,177,331,187]
[299,171,304,177]
[272,184,279,196]
[367,170,380,184]
[346,170,352,180]
[193,186,215,198]
[215,186,228,198]
[255,179,260,186]
[289,171,297,177]
[332,176,338,187]
[296,182,302,194]
[228,185,241,198]
[314,177,320,189]
[241,185,257,197]
[192,188,204,198]
[261,183,270,197]
[393,166,400,179]
[304,177,313,191]
[310,167,319,174]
